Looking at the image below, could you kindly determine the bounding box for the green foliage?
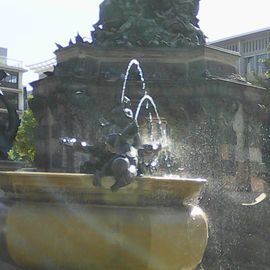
[264,54,270,79]
[260,46,270,85]
[255,46,270,168]
[252,46,270,100]
[8,96,36,164]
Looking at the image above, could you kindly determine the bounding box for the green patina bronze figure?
[91,0,205,48]
[0,90,20,160]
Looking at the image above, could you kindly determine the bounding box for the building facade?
[210,28,270,81]
[0,47,26,118]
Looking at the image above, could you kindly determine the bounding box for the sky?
[0,0,270,87]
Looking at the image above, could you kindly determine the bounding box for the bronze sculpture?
[0,90,20,160]
[91,0,205,48]
[60,100,165,191]
[61,102,142,192]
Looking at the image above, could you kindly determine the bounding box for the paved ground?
[0,261,21,269]
[200,187,270,270]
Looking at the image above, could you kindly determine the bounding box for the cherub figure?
[94,102,142,191]
[60,98,163,191]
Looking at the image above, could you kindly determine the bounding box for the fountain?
[0,1,210,269]
[8,1,268,268]
[0,58,208,269]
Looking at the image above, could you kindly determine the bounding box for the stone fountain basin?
[0,172,208,270]
[0,171,206,205]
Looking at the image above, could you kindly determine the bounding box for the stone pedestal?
[30,44,267,192]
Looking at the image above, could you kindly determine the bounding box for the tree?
[254,47,270,168]
[264,60,270,89]
[8,96,36,164]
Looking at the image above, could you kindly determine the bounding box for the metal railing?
[27,57,56,73]
[0,56,23,69]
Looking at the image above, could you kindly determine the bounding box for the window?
[243,42,248,53]
[0,71,19,89]
[230,44,238,52]
[3,73,18,84]
[262,39,265,50]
